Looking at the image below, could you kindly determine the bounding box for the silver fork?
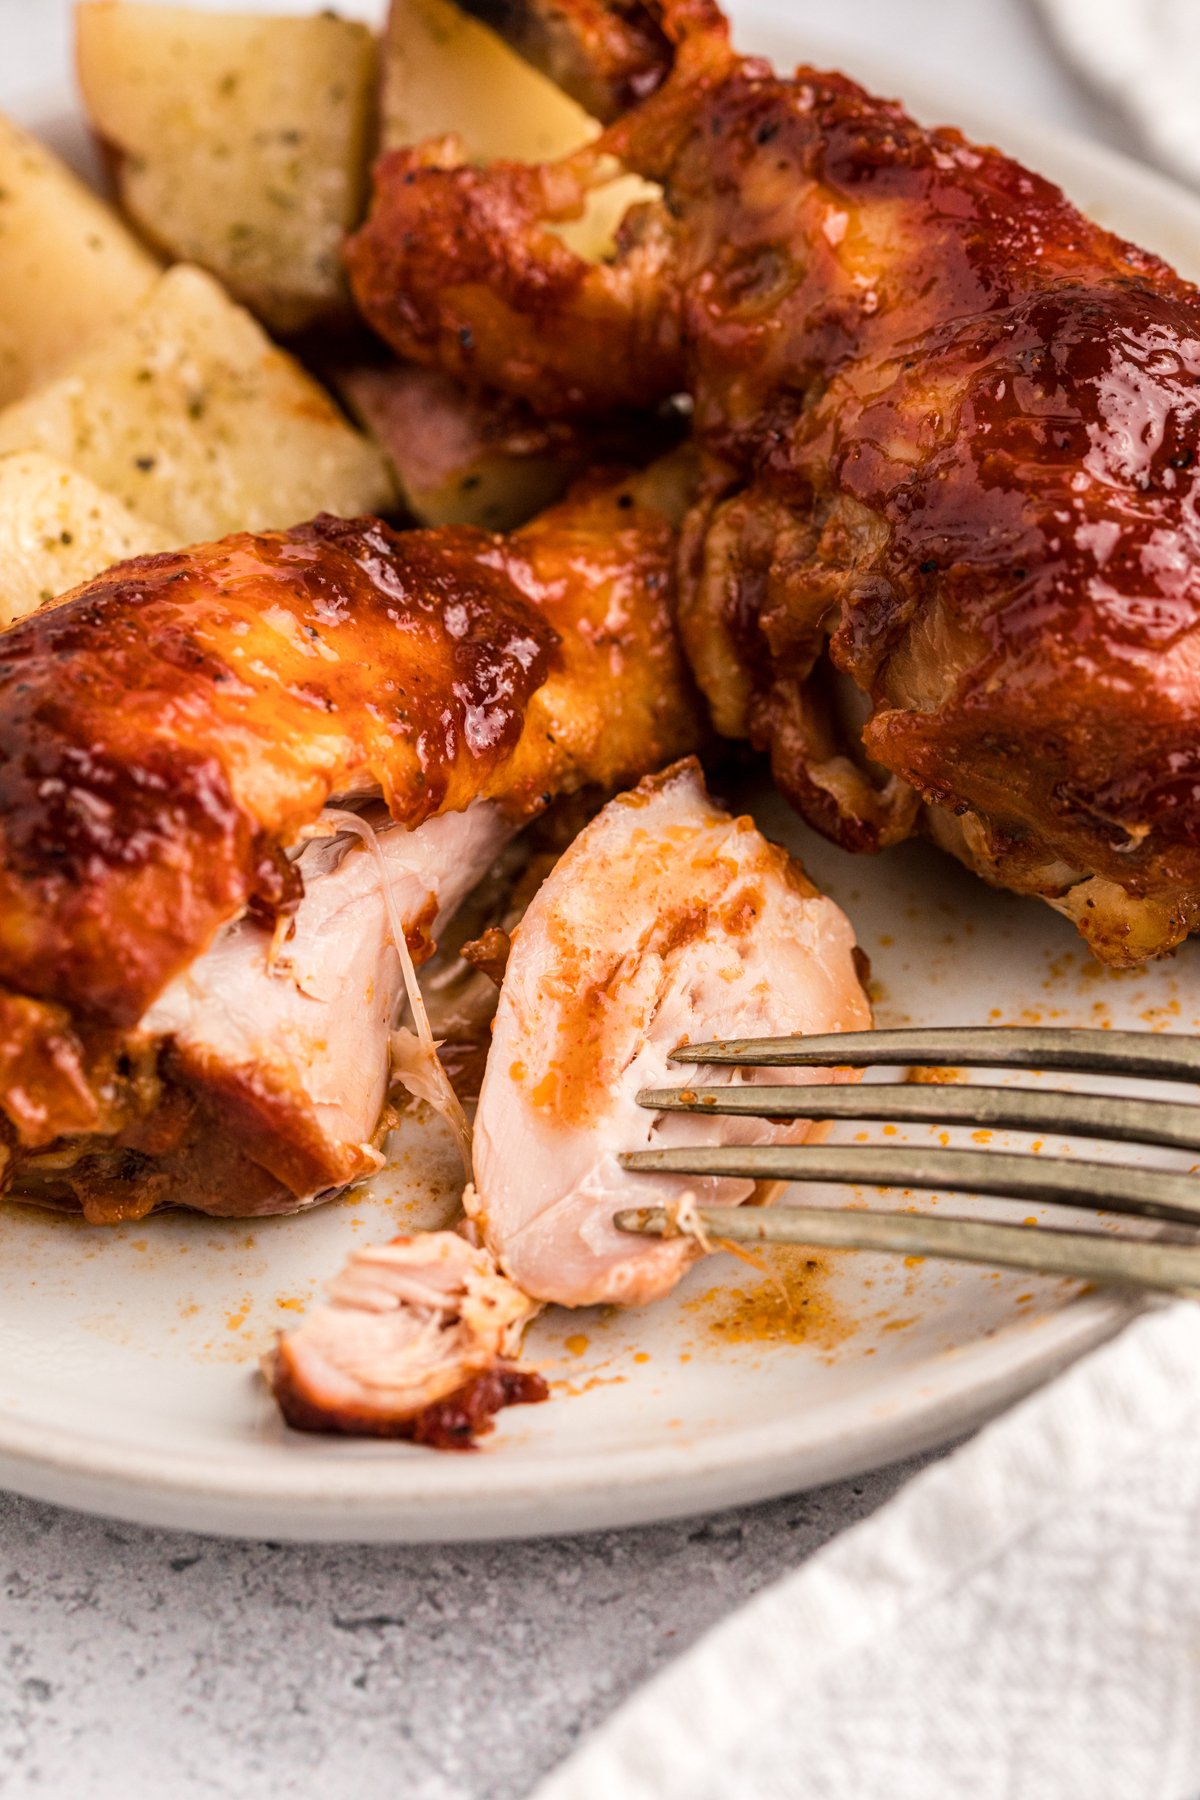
[613,1028,1200,1297]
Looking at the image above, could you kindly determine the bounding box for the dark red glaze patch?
[407,1366,550,1449]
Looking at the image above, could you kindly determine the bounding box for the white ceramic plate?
[2,22,1200,1542]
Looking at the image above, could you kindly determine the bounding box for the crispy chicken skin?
[349,0,1200,963]
[0,521,550,1036]
[0,469,703,1215]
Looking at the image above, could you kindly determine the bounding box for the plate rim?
[0,1288,1136,1540]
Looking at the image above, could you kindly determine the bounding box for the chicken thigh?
[349,0,1200,963]
[1,467,703,1217]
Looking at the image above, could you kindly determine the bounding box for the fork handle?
[614,1205,1200,1298]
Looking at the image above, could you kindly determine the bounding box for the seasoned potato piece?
[380,0,655,260]
[381,0,594,162]
[0,265,395,543]
[0,451,168,627]
[0,113,157,407]
[76,2,377,334]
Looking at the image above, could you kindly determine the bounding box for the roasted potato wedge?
[76,2,377,334]
[0,112,157,408]
[449,0,671,125]
[0,451,168,627]
[380,0,655,259]
[0,265,394,543]
[381,0,594,163]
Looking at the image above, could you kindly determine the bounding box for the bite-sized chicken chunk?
[469,758,871,1308]
[267,1231,546,1447]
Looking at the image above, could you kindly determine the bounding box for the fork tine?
[671,1027,1200,1082]
[618,1143,1200,1226]
[613,1203,1200,1297]
[636,1082,1200,1153]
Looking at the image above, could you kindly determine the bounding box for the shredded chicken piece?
[323,806,473,1173]
[266,1231,546,1447]
[268,756,871,1447]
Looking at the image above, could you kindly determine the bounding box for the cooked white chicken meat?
[268,758,872,1445]
[266,1230,546,1445]
[468,759,872,1308]
[139,801,513,1211]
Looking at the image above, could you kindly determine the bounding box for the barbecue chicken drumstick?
[348,0,1200,964]
[0,464,702,1219]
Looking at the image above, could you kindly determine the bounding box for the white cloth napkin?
[1036,0,1200,188]
[533,1302,1200,1800]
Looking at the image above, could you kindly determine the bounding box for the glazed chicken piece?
[468,758,871,1308]
[267,1231,546,1447]
[349,0,1200,964]
[1,465,703,1219]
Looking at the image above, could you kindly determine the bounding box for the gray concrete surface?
[2,1463,928,1799]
